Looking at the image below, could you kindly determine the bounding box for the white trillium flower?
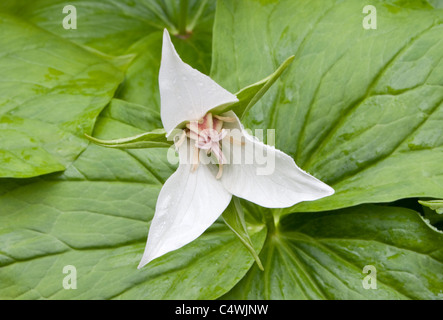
[138,29,334,268]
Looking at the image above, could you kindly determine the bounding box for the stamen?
[185,113,233,179]
[186,130,199,141]
[191,144,200,172]
[229,136,245,146]
[186,121,199,134]
[206,113,213,129]
[219,129,228,140]
[213,117,223,132]
[196,140,212,150]
[214,115,236,122]
[174,130,186,148]
[216,163,223,179]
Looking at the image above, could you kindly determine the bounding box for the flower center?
[175,113,235,179]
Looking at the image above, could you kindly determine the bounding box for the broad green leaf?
[222,205,443,300]
[0,0,216,106]
[0,99,267,299]
[0,14,123,178]
[211,0,443,212]
[0,0,215,57]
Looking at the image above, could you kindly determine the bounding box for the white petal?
[159,29,238,136]
[138,141,232,268]
[220,112,334,208]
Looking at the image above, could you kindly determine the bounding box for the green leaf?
[420,200,443,214]
[215,55,294,119]
[420,199,443,229]
[0,13,123,178]
[222,197,264,271]
[211,0,443,212]
[0,0,215,56]
[0,0,216,106]
[0,99,267,299]
[222,205,443,300]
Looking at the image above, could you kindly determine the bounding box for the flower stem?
[262,208,276,235]
[222,197,264,271]
[178,0,189,36]
[188,0,208,30]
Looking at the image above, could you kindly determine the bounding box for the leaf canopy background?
[0,0,443,300]
[211,0,443,213]
[0,13,123,178]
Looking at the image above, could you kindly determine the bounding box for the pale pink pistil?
[176,112,235,179]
